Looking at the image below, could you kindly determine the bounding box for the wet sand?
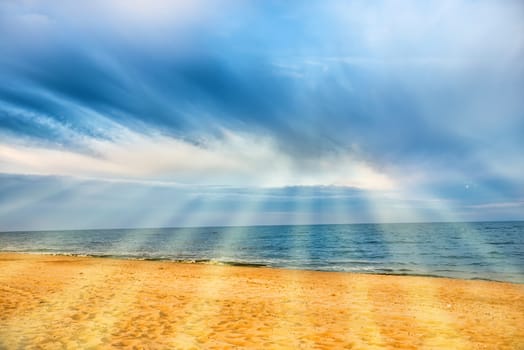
[0,253,523,349]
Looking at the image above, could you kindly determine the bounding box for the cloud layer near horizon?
[1,0,523,229]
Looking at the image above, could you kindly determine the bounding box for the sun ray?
[141,188,276,346]
[0,178,86,220]
[358,190,487,347]
[258,185,321,347]
[423,200,506,278]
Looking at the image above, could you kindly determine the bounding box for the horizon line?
[2,219,523,234]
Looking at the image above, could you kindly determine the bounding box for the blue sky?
[1,0,523,230]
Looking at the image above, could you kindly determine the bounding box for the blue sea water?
[1,221,523,283]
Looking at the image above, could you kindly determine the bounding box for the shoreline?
[1,253,523,349]
[1,251,520,285]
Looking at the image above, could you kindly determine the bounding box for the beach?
[0,253,523,349]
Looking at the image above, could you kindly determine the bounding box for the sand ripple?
[0,253,523,349]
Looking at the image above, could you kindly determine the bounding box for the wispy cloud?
[0,125,395,189]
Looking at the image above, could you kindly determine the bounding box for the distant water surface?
[1,221,523,283]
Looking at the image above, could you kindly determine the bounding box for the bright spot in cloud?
[0,126,395,190]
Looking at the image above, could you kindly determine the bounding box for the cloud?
[0,125,395,189]
[0,0,523,226]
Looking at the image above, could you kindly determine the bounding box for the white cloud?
[0,125,396,190]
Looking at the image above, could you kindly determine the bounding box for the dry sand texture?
[0,253,523,349]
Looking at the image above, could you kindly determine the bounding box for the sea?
[1,221,523,283]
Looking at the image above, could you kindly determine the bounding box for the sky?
[0,0,523,231]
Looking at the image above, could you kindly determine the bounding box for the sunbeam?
[0,177,83,220]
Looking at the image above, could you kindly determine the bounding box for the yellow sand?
[0,253,523,349]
